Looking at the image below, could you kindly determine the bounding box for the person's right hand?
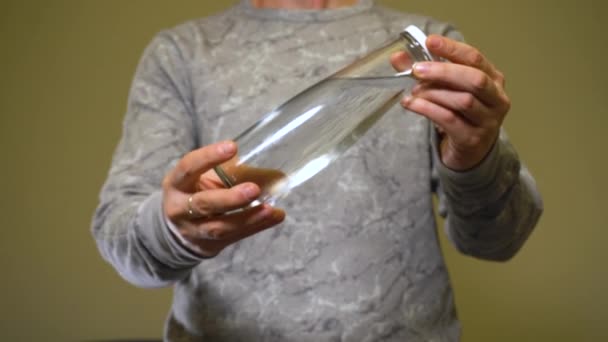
[162,141,285,257]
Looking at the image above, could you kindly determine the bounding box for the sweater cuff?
[164,213,210,257]
[135,191,205,269]
[431,130,519,210]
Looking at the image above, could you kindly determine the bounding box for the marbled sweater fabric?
[92,1,543,341]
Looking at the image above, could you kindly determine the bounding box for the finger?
[390,51,415,72]
[426,35,500,80]
[174,204,279,257]
[188,182,261,218]
[412,62,503,108]
[221,208,285,244]
[411,85,497,127]
[401,95,477,144]
[193,205,285,257]
[169,141,237,191]
[194,204,285,241]
[197,168,229,191]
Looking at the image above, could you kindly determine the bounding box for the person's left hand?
[395,34,511,171]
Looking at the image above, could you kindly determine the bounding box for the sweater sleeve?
[425,23,543,261]
[91,31,205,288]
[431,124,543,261]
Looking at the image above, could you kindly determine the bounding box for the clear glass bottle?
[214,25,435,205]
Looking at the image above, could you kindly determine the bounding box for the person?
[92,0,543,341]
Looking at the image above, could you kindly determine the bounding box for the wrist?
[438,132,498,172]
[164,214,213,258]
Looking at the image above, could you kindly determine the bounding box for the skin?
[251,0,358,9]
[163,0,511,257]
[163,141,285,257]
[397,35,510,171]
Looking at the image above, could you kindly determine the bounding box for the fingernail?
[220,141,236,155]
[255,205,273,221]
[413,63,429,75]
[411,84,421,95]
[427,36,441,49]
[401,95,413,106]
[241,184,257,199]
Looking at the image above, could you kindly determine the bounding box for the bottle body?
[215,26,433,205]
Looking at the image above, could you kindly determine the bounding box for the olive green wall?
[1,1,605,341]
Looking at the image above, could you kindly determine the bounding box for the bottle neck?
[401,31,434,63]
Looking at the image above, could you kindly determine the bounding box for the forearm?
[93,191,203,288]
[90,31,206,286]
[435,130,543,261]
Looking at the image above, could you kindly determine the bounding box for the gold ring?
[187,195,196,217]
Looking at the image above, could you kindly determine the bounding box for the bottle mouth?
[400,25,435,62]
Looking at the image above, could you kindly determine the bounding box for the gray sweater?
[92,1,543,341]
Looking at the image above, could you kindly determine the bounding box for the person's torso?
[165,3,459,341]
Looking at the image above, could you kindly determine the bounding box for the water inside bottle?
[217,74,416,205]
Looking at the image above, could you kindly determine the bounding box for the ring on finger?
[187,195,198,218]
